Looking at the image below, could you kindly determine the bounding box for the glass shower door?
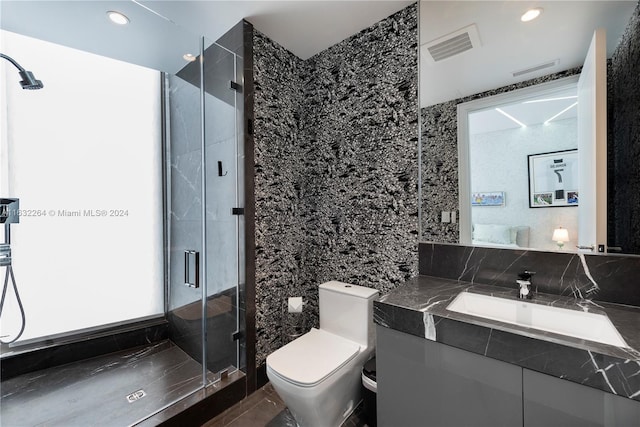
[202,38,241,377]
[166,37,240,385]
[166,56,208,383]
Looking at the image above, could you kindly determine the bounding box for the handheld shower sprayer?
[1,53,44,90]
[0,199,26,344]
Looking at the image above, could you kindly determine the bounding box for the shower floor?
[0,340,213,426]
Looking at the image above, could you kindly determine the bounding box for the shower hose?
[0,263,26,344]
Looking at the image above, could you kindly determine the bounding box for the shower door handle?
[184,250,200,288]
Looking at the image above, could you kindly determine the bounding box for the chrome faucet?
[517,271,536,300]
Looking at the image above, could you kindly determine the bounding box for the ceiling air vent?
[422,24,482,63]
[512,59,560,77]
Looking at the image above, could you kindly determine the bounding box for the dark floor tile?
[265,408,297,427]
[347,402,369,427]
[1,342,205,427]
[262,382,277,396]
[202,387,274,426]
[227,397,287,427]
[203,383,369,427]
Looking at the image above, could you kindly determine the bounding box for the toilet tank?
[319,281,379,348]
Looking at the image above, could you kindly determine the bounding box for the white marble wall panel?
[168,74,203,311]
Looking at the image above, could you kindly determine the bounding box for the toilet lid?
[267,328,361,387]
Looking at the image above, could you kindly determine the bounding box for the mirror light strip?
[544,102,578,125]
[524,96,578,104]
[495,108,527,128]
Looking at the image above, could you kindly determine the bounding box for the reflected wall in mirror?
[419,0,640,255]
[460,78,580,252]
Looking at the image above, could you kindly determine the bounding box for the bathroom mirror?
[458,77,581,253]
[418,0,640,255]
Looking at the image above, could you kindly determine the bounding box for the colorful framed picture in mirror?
[471,191,505,206]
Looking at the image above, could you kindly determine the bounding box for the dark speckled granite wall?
[252,30,308,364]
[253,4,419,365]
[302,6,419,308]
[609,1,640,254]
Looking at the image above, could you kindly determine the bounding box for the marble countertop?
[374,275,640,401]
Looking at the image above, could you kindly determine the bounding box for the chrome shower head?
[18,70,43,90]
[1,53,44,90]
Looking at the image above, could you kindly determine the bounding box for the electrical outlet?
[441,211,450,223]
[451,211,457,223]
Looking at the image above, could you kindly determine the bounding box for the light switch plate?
[451,211,457,223]
[441,211,450,223]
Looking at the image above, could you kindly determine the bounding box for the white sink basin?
[447,292,628,348]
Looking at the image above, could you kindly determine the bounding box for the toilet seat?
[267,328,360,388]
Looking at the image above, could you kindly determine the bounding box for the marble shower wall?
[421,67,581,243]
[253,4,419,365]
[609,0,640,254]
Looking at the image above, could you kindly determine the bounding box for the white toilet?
[266,281,379,427]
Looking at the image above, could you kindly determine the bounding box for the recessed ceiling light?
[107,11,130,25]
[521,8,543,22]
[183,54,197,62]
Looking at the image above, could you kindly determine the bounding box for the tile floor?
[203,383,369,427]
[1,341,212,427]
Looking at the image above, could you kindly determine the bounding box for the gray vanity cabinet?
[377,325,640,427]
[523,368,640,427]
[376,325,523,427]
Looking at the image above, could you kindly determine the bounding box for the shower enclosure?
[165,36,245,384]
[0,4,250,424]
